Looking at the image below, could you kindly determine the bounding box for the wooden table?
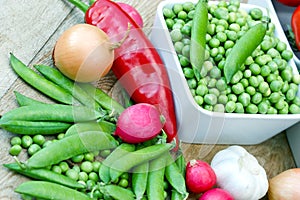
[0,0,296,199]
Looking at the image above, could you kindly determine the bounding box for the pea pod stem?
[15,181,91,200]
[10,53,74,105]
[14,91,48,106]
[190,0,208,81]
[4,163,85,189]
[224,23,267,83]
[26,130,118,168]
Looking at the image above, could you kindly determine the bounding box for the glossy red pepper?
[292,6,300,51]
[67,0,178,143]
[277,0,300,7]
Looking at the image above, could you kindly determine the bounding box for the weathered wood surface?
[0,0,296,199]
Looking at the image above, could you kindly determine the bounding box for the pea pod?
[78,83,125,117]
[99,143,135,184]
[99,185,135,200]
[10,53,74,105]
[109,143,173,182]
[65,121,116,137]
[15,181,92,200]
[14,91,47,106]
[165,154,188,196]
[0,104,104,123]
[175,153,186,176]
[34,64,100,110]
[146,154,166,200]
[171,190,187,200]
[224,23,267,83]
[131,161,149,200]
[3,163,85,189]
[190,0,208,81]
[26,130,118,168]
[0,120,71,135]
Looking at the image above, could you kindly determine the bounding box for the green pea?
[59,161,69,173]
[170,29,183,42]
[276,41,287,52]
[118,178,129,188]
[252,93,263,104]
[275,98,286,110]
[183,68,194,79]
[226,30,238,41]
[269,92,282,103]
[289,104,300,114]
[232,83,244,95]
[228,94,237,102]
[270,80,283,92]
[163,8,175,18]
[204,94,218,105]
[71,154,84,163]
[246,86,256,96]
[293,74,300,84]
[81,161,93,173]
[225,101,236,113]
[187,79,197,89]
[21,135,33,149]
[267,107,278,114]
[293,96,300,106]
[281,69,293,82]
[213,104,225,112]
[218,94,228,104]
[173,4,183,14]
[238,92,251,107]
[165,18,175,29]
[208,78,217,88]
[51,165,62,174]
[179,56,190,67]
[235,102,244,113]
[10,136,21,146]
[286,89,296,101]
[210,66,222,79]
[194,96,204,105]
[261,65,271,77]
[258,82,269,94]
[249,8,263,20]
[258,101,269,114]
[174,42,184,54]
[28,144,41,156]
[32,135,45,146]
[78,171,89,182]
[92,161,101,172]
[181,45,190,58]
[249,63,261,75]
[181,24,191,35]
[267,48,280,58]
[183,2,195,12]
[246,104,258,114]
[224,40,234,49]
[196,84,208,97]
[281,49,293,61]
[216,78,227,91]
[9,144,22,156]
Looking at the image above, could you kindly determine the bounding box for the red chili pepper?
[67,0,178,144]
[292,6,300,51]
[277,0,300,7]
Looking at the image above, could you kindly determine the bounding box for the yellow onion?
[268,168,300,200]
[53,23,114,82]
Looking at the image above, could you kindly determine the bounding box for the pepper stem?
[66,0,89,13]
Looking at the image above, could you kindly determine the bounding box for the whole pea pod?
[99,185,135,200]
[131,161,149,200]
[65,121,116,137]
[15,181,92,200]
[109,143,173,182]
[190,0,208,81]
[34,64,100,110]
[3,163,85,189]
[99,143,136,184]
[14,91,47,106]
[0,104,104,123]
[0,120,71,135]
[10,53,74,105]
[224,23,267,83]
[146,154,166,200]
[26,130,118,168]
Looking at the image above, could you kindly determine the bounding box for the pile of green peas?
[163,0,300,114]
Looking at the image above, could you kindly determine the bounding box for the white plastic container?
[150,0,300,144]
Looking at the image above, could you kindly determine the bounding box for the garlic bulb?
[211,145,268,200]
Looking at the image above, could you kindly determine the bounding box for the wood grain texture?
[0,0,296,199]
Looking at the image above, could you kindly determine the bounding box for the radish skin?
[199,188,234,200]
[185,159,216,194]
[114,103,164,143]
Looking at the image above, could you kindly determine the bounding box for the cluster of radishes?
[185,159,233,200]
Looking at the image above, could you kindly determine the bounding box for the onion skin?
[268,168,300,200]
[53,23,114,82]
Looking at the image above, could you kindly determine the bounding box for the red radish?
[114,103,165,143]
[185,159,216,193]
[199,188,234,200]
[117,2,143,27]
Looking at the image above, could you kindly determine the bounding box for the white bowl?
[150,0,300,144]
